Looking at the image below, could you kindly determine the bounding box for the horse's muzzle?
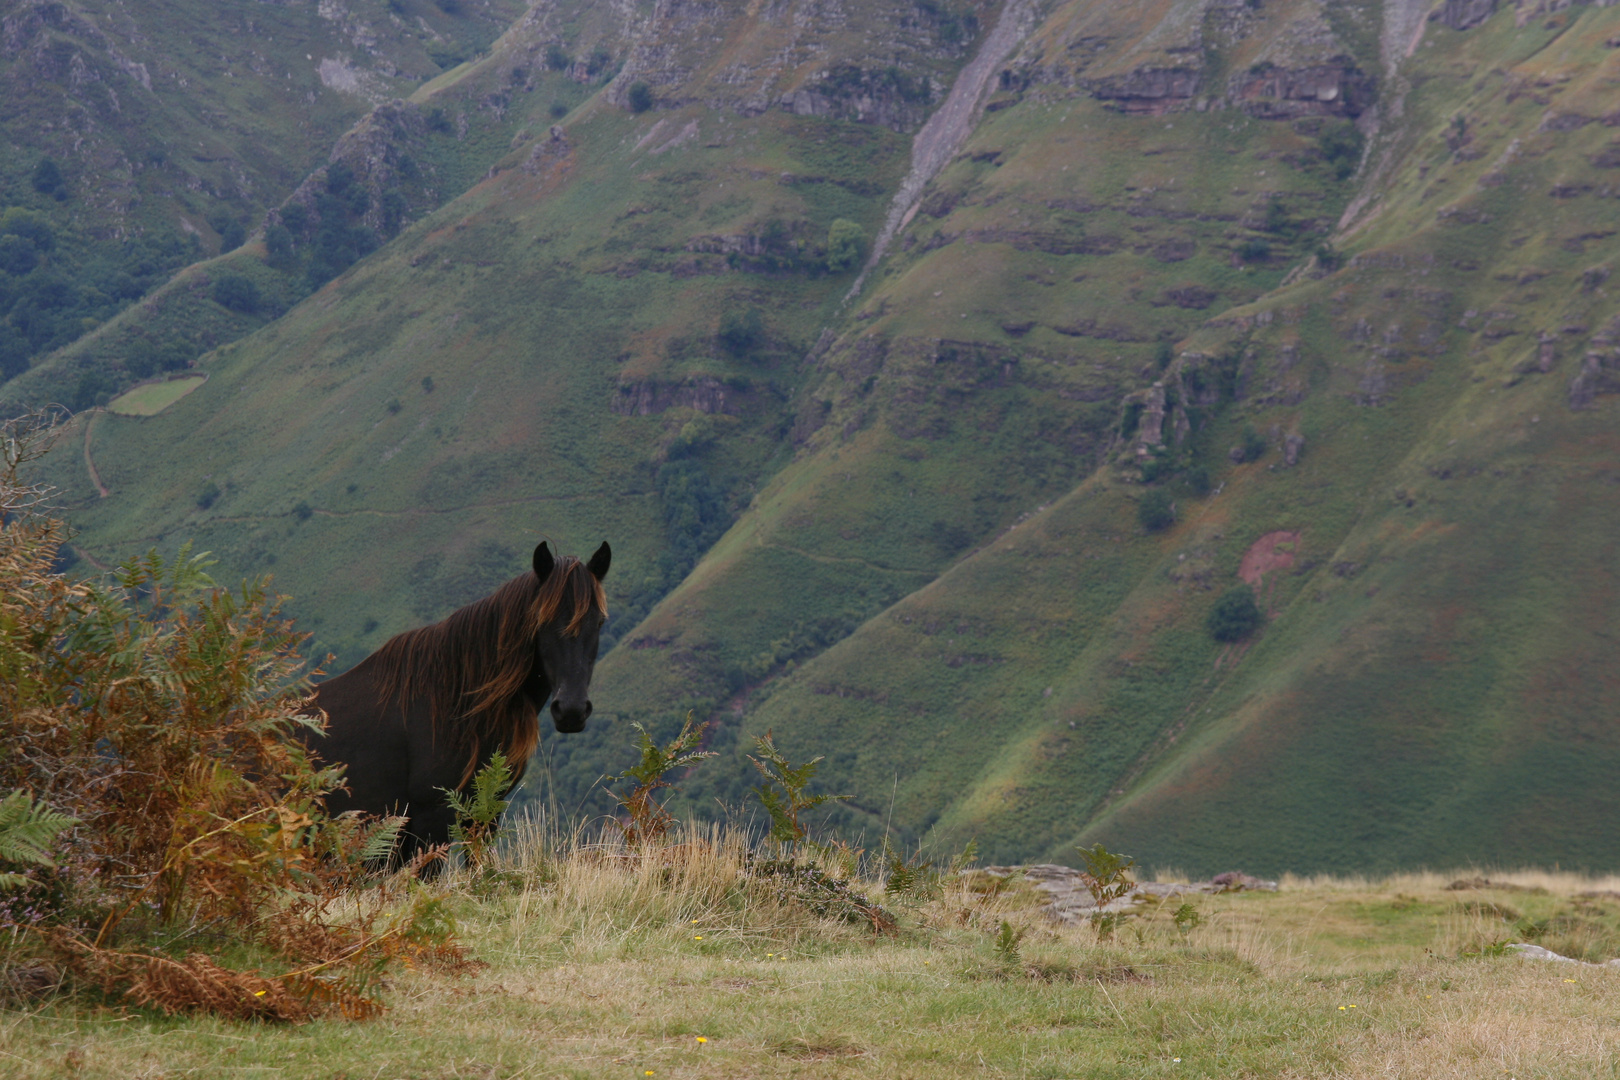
[551,699,592,733]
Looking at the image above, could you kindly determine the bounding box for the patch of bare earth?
[1238,529,1301,610]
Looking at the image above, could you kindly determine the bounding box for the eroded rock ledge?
[984,864,1279,924]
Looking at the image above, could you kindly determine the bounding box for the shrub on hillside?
[212,273,260,314]
[0,414,448,1020]
[279,203,310,234]
[70,367,119,412]
[0,215,196,382]
[1262,198,1292,236]
[31,158,67,200]
[380,188,408,233]
[1138,489,1175,533]
[1207,584,1262,642]
[0,234,37,276]
[1317,120,1364,181]
[719,308,765,357]
[125,336,197,379]
[657,457,730,573]
[1238,238,1270,262]
[826,218,865,273]
[1,208,55,253]
[0,327,28,381]
[264,223,295,267]
[208,211,246,252]
[627,81,653,113]
[427,40,468,69]
[1231,424,1267,464]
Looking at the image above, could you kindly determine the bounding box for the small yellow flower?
[696,1036,707,1044]
[766,953,774,957]
[1348,1004,1357,1009]
[1564,979,1577,983]
[693,935,703,940]
[691,918,700,923]
[1338,1006,1346,1011]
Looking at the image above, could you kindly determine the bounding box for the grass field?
[105,376,208,417]
[8,824,1620,1079]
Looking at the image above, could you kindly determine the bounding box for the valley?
[8,0,1620,874]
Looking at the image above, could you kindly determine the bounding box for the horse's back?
[305,661,412,819]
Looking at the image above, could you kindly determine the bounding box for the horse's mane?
[365,556,607,783]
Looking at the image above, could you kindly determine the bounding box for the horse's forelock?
[531,556,607,637]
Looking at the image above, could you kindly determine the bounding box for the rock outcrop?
[1085,67,1201,115]
[1284,432,1306,466]
[1433,0,1499,31]
[1233,62,1375,119]
[1567,352,1620,409]
[982,866,1279,925]
[776,67,937,132]
[612,376,747,417]
[272,99,431,237]
[591,0,983,132]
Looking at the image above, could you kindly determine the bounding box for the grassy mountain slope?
[32,0,996,675]
[569,0,1381,833]
[26,0,1620,875]
[1082,2,1620,873]
[622,0,1620,874]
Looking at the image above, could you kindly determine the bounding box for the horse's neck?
[519,670,551,711]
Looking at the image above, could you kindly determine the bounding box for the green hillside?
[16,0,1620,874]
[26,0,987,666]
[0,0,523,392]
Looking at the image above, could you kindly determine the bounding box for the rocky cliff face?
[500,0,989,131]
[1003,0,1377,120]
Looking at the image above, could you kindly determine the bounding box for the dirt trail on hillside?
[83,412,109,498]
[846,0,1040,300]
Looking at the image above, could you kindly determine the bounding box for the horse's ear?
[532,542,555,581]
[587,541,612,581]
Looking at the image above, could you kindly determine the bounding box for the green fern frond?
[442,753,514,867]
[357,816,407,866]
[747,730,850,846]
[0,789,78,877]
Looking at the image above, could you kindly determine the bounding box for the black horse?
[304,541,610,855]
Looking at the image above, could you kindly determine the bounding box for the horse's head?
[531,540,611,733]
